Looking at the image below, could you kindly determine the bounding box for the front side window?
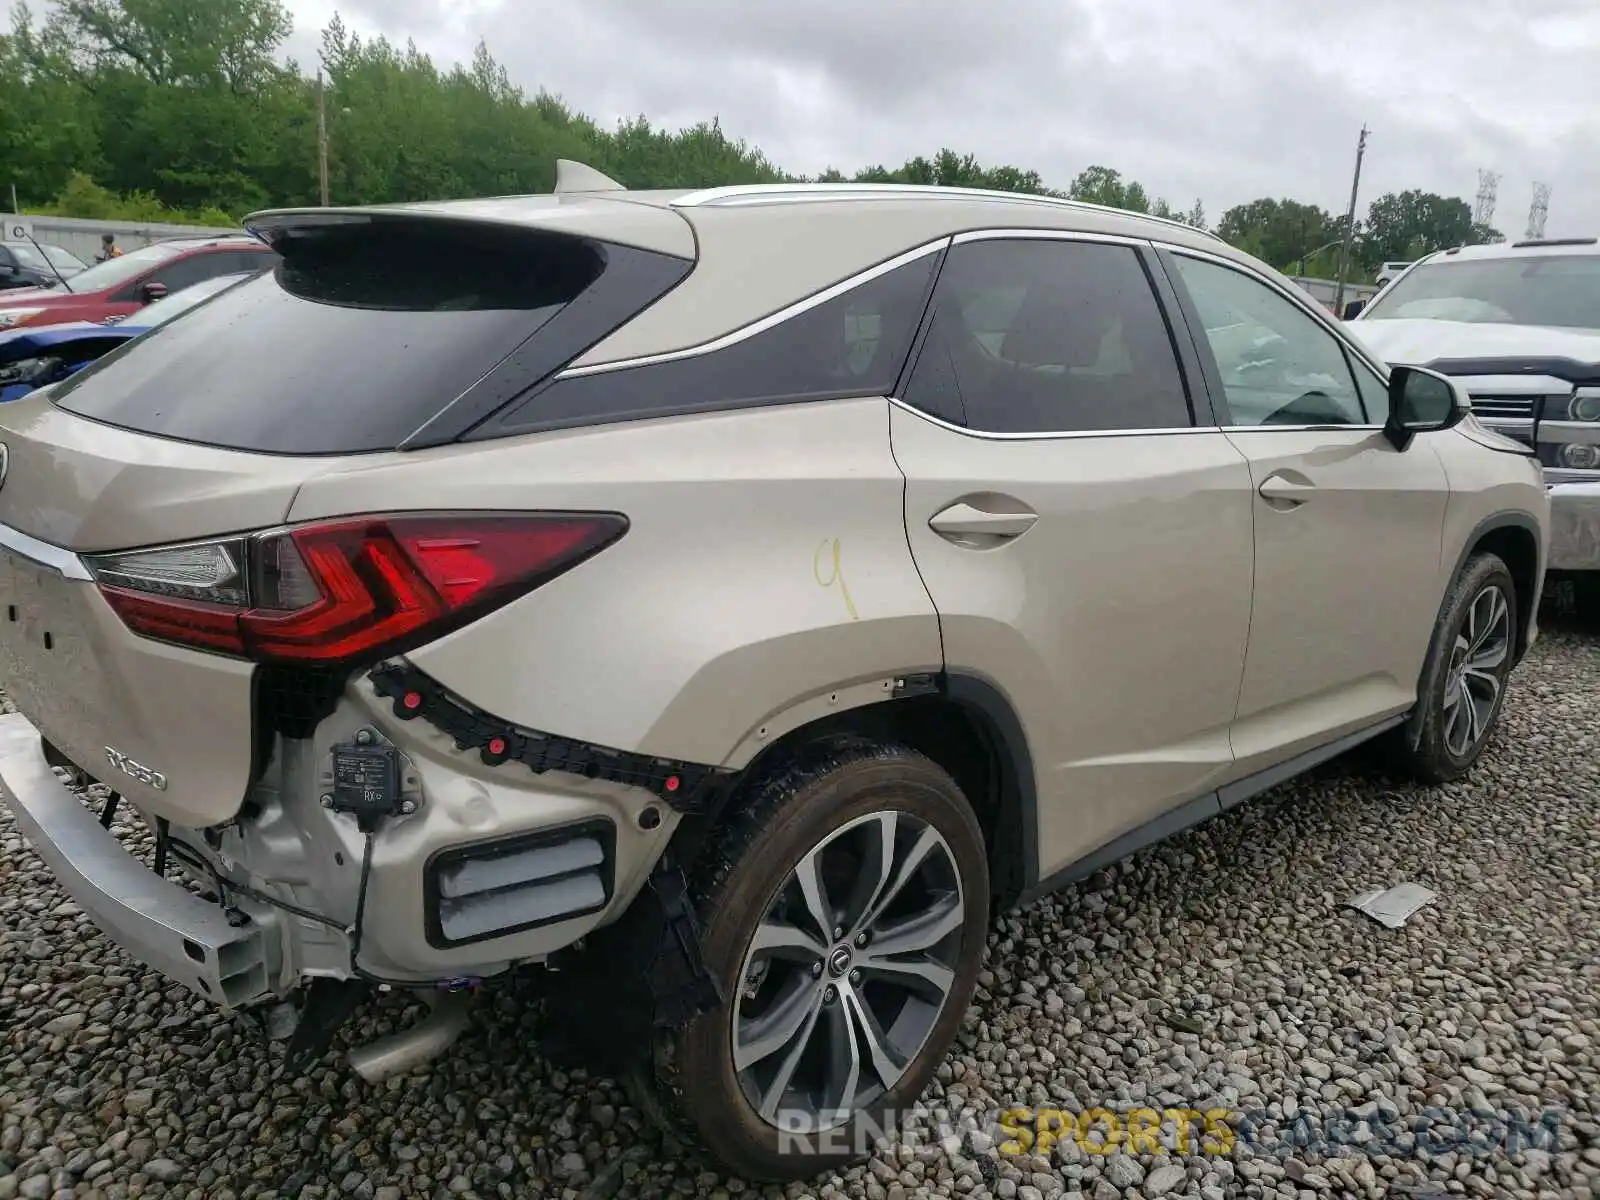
[1360,253,1600,329]
[901,238,1192,434]
[1171,254,1366,427]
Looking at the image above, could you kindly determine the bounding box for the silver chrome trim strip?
[555,238,952,380]
[886,396,1213,441]
[0,522,93,581]
[671,183,1228,244]
[1455,374,1573,396]
[1219,424,1384,434]
[1539,420,1600,447]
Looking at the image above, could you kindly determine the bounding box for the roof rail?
[671,182,1226,242]
[554,160,626,195]
[1510,236,1598,248]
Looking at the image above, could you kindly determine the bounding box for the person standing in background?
[95,233,122,262]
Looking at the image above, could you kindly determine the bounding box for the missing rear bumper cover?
[369,662,734,813]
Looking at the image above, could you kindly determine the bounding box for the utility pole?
[8,184,16,214]
[1333,124,1369,317]
[316,69,330,207]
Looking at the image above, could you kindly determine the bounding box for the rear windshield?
[49,218,653,454]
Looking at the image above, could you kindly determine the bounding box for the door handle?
[928,500,1038,546]
[1258,473,1316,508]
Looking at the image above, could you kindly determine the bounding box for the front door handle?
[1258,473,1316,508]
[928,499,1038,547]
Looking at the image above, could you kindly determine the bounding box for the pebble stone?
[0,607,1597,1199]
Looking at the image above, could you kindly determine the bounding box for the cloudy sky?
[23,0,1600,233]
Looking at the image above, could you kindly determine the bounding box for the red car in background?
[0,234,276,331]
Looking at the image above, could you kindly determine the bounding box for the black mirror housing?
[140,280,169,304]
[1384,365,1464,451]
[1342,299,1367,320]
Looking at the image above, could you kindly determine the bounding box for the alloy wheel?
[730,809,965,1132]
[1442,583,1510,758]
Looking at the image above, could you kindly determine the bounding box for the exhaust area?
[349,989,475,1083]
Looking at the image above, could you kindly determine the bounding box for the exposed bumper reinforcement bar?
[0,712,273,1011]
[1549,480,1600,572]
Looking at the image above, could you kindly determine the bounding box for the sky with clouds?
[16,0,1600,234]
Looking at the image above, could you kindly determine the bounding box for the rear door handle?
[928,499,1038,546]
[1258,473,1316,508]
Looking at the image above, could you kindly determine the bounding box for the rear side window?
[900,239,1193,434]
[50,218,691,455]
[471,250,940,439]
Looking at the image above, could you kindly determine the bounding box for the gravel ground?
[1,611,1597,1200]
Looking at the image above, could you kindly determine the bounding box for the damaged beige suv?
[0,163,1549,1179]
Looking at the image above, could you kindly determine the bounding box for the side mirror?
[139,280,169,305]
[1384,365,1463,451]
[1342,299,1367,320]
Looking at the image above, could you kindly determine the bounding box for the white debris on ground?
[1345,882,1440,929]
[0,614,1597,1200]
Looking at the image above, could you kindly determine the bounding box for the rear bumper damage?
[0,712,272,1010]
[0,685,729,1079]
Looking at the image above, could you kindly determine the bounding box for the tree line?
[1,0,1500,280]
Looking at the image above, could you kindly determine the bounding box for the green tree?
[1217,198,1339,270]
[1359,190,1496,268]
[1067,165,1150,213]
[0,0,1491,255]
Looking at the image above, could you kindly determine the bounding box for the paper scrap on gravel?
[1346,882,1438,928]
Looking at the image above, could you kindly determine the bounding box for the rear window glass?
[49,219,642,455]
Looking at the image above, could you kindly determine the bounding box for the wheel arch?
[674,671,1041,911]
[1451,511,1543,662]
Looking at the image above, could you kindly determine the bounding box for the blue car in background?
[0,272,255,401]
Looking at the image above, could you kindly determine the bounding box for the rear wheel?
[1392,552,1517,783]
[647,743,989,1180]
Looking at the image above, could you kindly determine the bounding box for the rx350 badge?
[104,746,168,791]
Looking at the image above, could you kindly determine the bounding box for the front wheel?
[1393,552,1517,784]
[648,743,989,1180]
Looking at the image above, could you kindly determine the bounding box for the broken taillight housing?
[86,512,627,666]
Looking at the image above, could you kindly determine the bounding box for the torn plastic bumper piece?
[537,856,725,1076]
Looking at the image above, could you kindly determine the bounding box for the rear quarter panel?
[285,397,944,767]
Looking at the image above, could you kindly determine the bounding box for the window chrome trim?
[1156,243,1396,381]
[1219,424,1384,434]
[554,238,951,380]
[891,397,1391,441]
[888,396,1216,441]
[0,522,93,581]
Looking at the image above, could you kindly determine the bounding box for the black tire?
[1392,552,1517,784]
[640,742,989,1181]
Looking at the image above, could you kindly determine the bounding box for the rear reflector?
[89,512,627,667]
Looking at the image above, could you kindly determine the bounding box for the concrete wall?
[1288,275,1379,314]
[2,213,241,265]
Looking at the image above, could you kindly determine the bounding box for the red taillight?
[91,512,626,665]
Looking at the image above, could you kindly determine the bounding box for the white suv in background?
[1349,237,1600,597]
